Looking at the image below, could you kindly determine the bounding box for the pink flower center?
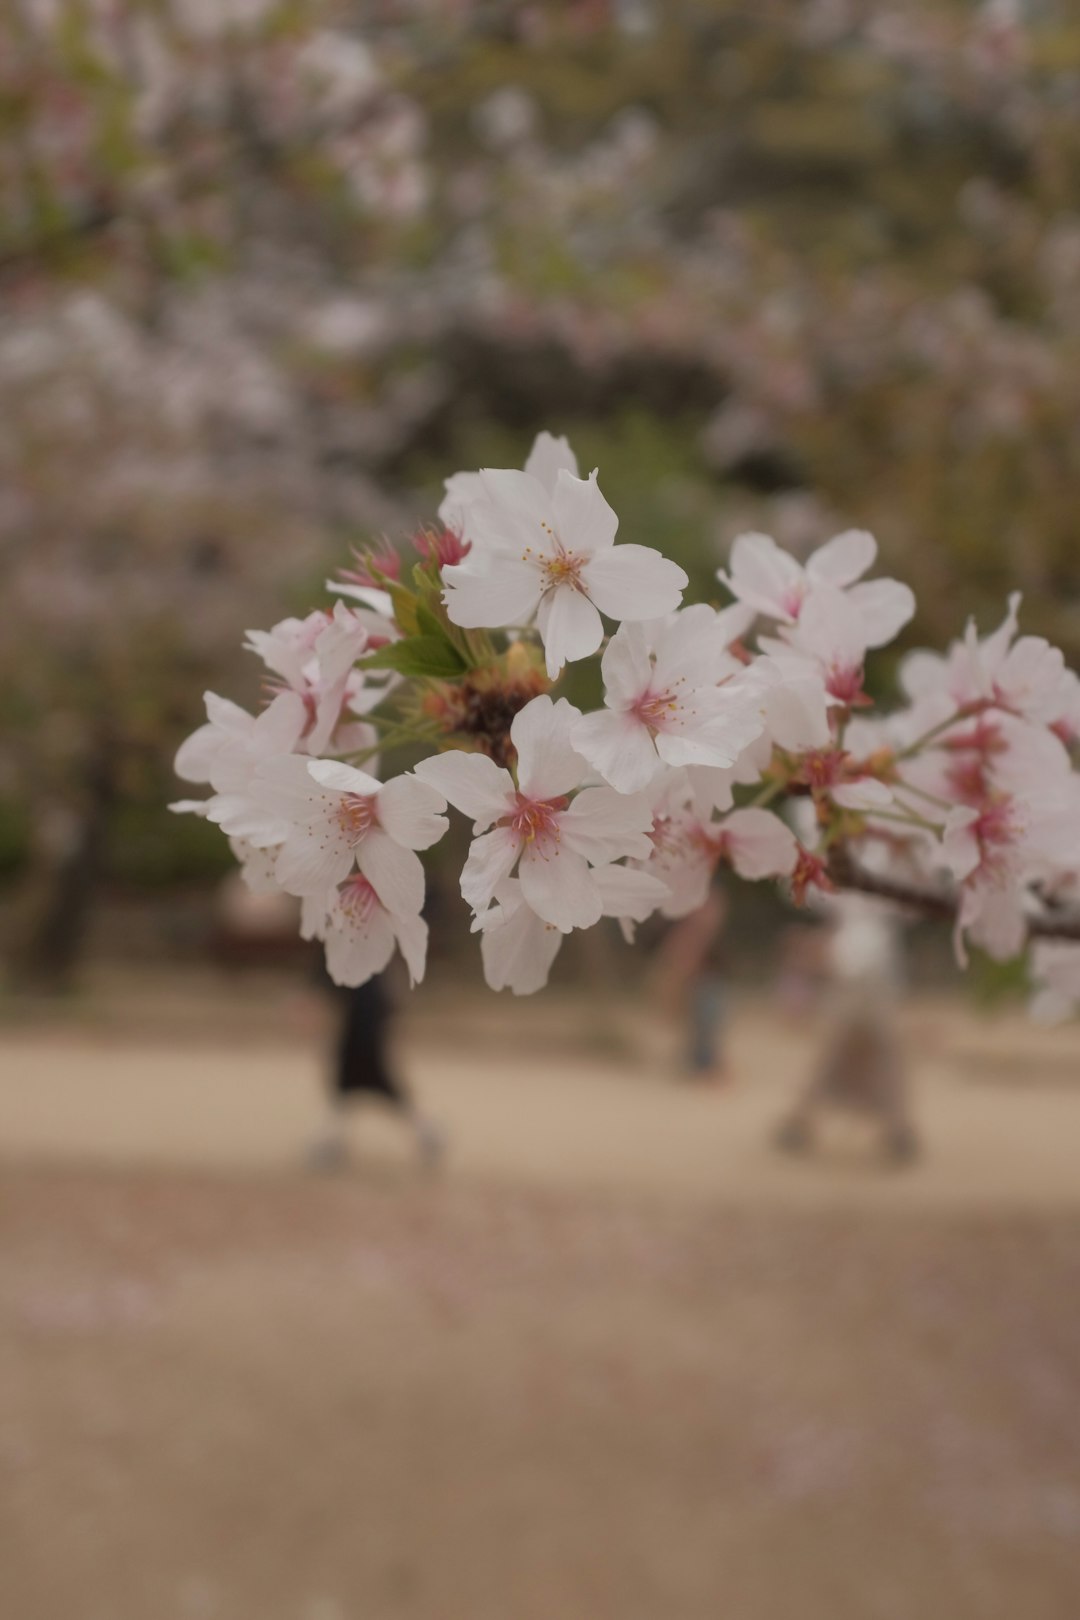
[502,791,568,846]
[781,583,807,620]
[973,796,1019,852]
[523,528,587,595]
[824,659,865,706]
[338,874,380,923]
[630,685,681,732]
[335,793,378,845]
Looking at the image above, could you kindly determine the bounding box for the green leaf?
[388,583,419,637]
[358,636,467,680]
[415,599,451,640]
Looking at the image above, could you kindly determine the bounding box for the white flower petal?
[722,808,798,879]
[461,825,521,912]
[559,786,654,862]
[600,621,652,709]
[524,431,579,490]
[275,827,355,896]
[805,529,877,588]
[413,751,514,830]
[536,586,604,678]
[720,532,803,621]
[307,758,382,797]
[519,842,602,931]
[324,903,396,987]
[571,709,662,795]
[480,891,564,995]
[511,695,588,799]
[582,544,687,622]
[845,579,916,648]
[376,775,448,850]
[392,909,429,987]
[443,558,540,629]
[593,864,670,922]
[550,468,618,555]
[356,828,425,915]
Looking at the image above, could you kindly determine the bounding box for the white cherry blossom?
[720,528,914,648]
[236,757,447,907]
[302,875,428,988]
[570,606,767,794]
[414,695,655,929]
[442,467,688,679]
[644,803,799,919]
[473,865,669,996]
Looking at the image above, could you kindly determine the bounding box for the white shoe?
[415,1119,447,1170]
[307,1135,349,1173]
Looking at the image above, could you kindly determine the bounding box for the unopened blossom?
[414,694,655,929]
[238,757,447,907]
[571,605,766,794]
[337,537,402,590]
[719,529,914,648]
[473,865,670,996]
[302,874,428,989]
[442,467,688,679]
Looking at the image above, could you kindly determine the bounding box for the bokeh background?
[3,4,1080,1618]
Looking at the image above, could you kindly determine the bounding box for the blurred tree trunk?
[18,730,118,993]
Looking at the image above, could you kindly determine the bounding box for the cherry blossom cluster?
[172,430,1080,1016]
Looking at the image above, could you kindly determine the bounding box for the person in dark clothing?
[309,966,445,1170]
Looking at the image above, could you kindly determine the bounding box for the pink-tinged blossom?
[763,584,875,707]
[472,865,670,996]
[302,875,428,989]
[173,689,307,800]
[244,601,391,754]
[719,529,914,648]
[900,595,1071,738]
[943,787,1080,963]
[570,606,766,794]
[441,467,688,679]
[952,593,1069,722]
[645,804,799,919]
[236,757,447,907]
[414,695,655,930]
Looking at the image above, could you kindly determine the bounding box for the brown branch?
[825,847,1080,943]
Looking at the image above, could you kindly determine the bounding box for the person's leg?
[876,1029,919,1163]
[686,977,728,1082]
[774,1023,852,1152]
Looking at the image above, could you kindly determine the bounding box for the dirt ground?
[3,988,1080,1618]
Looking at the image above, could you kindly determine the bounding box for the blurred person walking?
[309,968,446,1171]
[774,895,918,1163]
[658,883,732,1085]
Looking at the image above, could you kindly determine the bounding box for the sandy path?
[2,1005,1079,1211]
[3,1167,1080,1620]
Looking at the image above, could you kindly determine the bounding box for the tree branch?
[825,847,1080,942]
